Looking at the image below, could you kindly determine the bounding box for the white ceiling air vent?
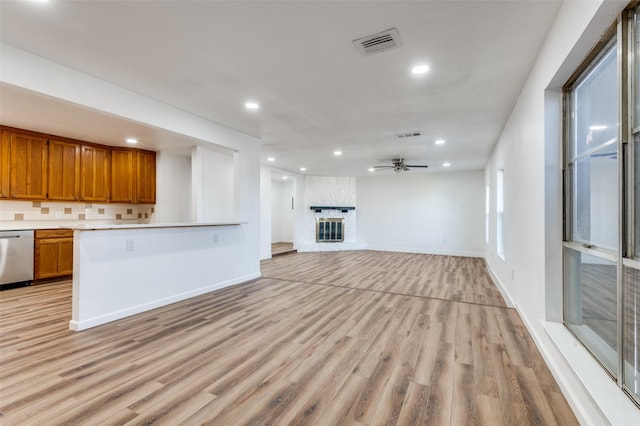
[395,131,421,139]
[353,28,403,56]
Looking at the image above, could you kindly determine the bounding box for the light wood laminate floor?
[272,242,296,256]
[0,251,577,425]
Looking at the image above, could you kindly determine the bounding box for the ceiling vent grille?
[395,131,421,139]
[353,28,403,56]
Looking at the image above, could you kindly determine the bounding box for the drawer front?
[35,229,74,239]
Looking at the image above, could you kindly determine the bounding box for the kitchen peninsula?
[69,221,256,331]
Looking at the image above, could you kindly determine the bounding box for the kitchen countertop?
[0,222,245,232]
[72,222,246,231]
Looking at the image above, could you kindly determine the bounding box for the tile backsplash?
[0,201,155,224]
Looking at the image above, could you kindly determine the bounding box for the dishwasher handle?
[0,235,22,239]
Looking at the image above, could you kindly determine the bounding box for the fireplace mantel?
[309,206,355,213]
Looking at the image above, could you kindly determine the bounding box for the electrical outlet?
[126,239,135,252]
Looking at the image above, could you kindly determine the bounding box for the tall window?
[497,169,505,259]
[563,6,640,406]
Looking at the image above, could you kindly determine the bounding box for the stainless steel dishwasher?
[0,230,34,289]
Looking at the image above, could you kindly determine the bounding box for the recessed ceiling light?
[589,125,607,130]
[368,167,375,172]
[435,139,445,145]
[245,101,260,110]
[412,64,430,75]
[443,162,451,167]
[300,167,307,172]
[282,176,288,180]
[125,138,138,144]
[267,157,275,162]
[334,150,342,156]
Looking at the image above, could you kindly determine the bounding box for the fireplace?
[316,218,344,242]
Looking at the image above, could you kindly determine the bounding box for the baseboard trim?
[483,258,515,308]
[365,244,483,258]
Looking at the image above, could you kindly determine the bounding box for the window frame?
[562,5,640,407]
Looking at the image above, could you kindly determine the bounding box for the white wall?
[259,165,272,259]
[191,146,235,222]
[357,171,484,257]
[485,0,639,424]
[271,179,294,243]
[155,151,191,223]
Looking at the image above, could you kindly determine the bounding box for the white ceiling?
[0,0,562,176]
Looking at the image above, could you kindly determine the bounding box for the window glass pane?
[571,44,617,159]
[571,142,618,250]
[624,266,640,402]
[564,247,618,373]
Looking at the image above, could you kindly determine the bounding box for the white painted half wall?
[70,225,258,331]
[356,171,484,257]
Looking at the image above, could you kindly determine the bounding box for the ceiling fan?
[372,158,429,172]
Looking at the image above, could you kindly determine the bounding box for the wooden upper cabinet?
[0,126,157,204]
[111,149,135,203]
[136,150,156,204]
[0,130,9,199]
[80,145,109,202]
[9,132,48,200]
[48,139,80,201]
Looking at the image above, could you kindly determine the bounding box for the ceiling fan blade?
[404,165,429,168]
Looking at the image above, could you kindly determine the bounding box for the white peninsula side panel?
[70,223,258,331]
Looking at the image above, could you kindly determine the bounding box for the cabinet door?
[111,149,135,203]
[57,238,74,276]
[0,130,9,199]
[9,132,48,200]
[34,237,73,280]
[80,145,109,202]
[48,139,80,201]
[35,238,61,280]
[136,150,156,204]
